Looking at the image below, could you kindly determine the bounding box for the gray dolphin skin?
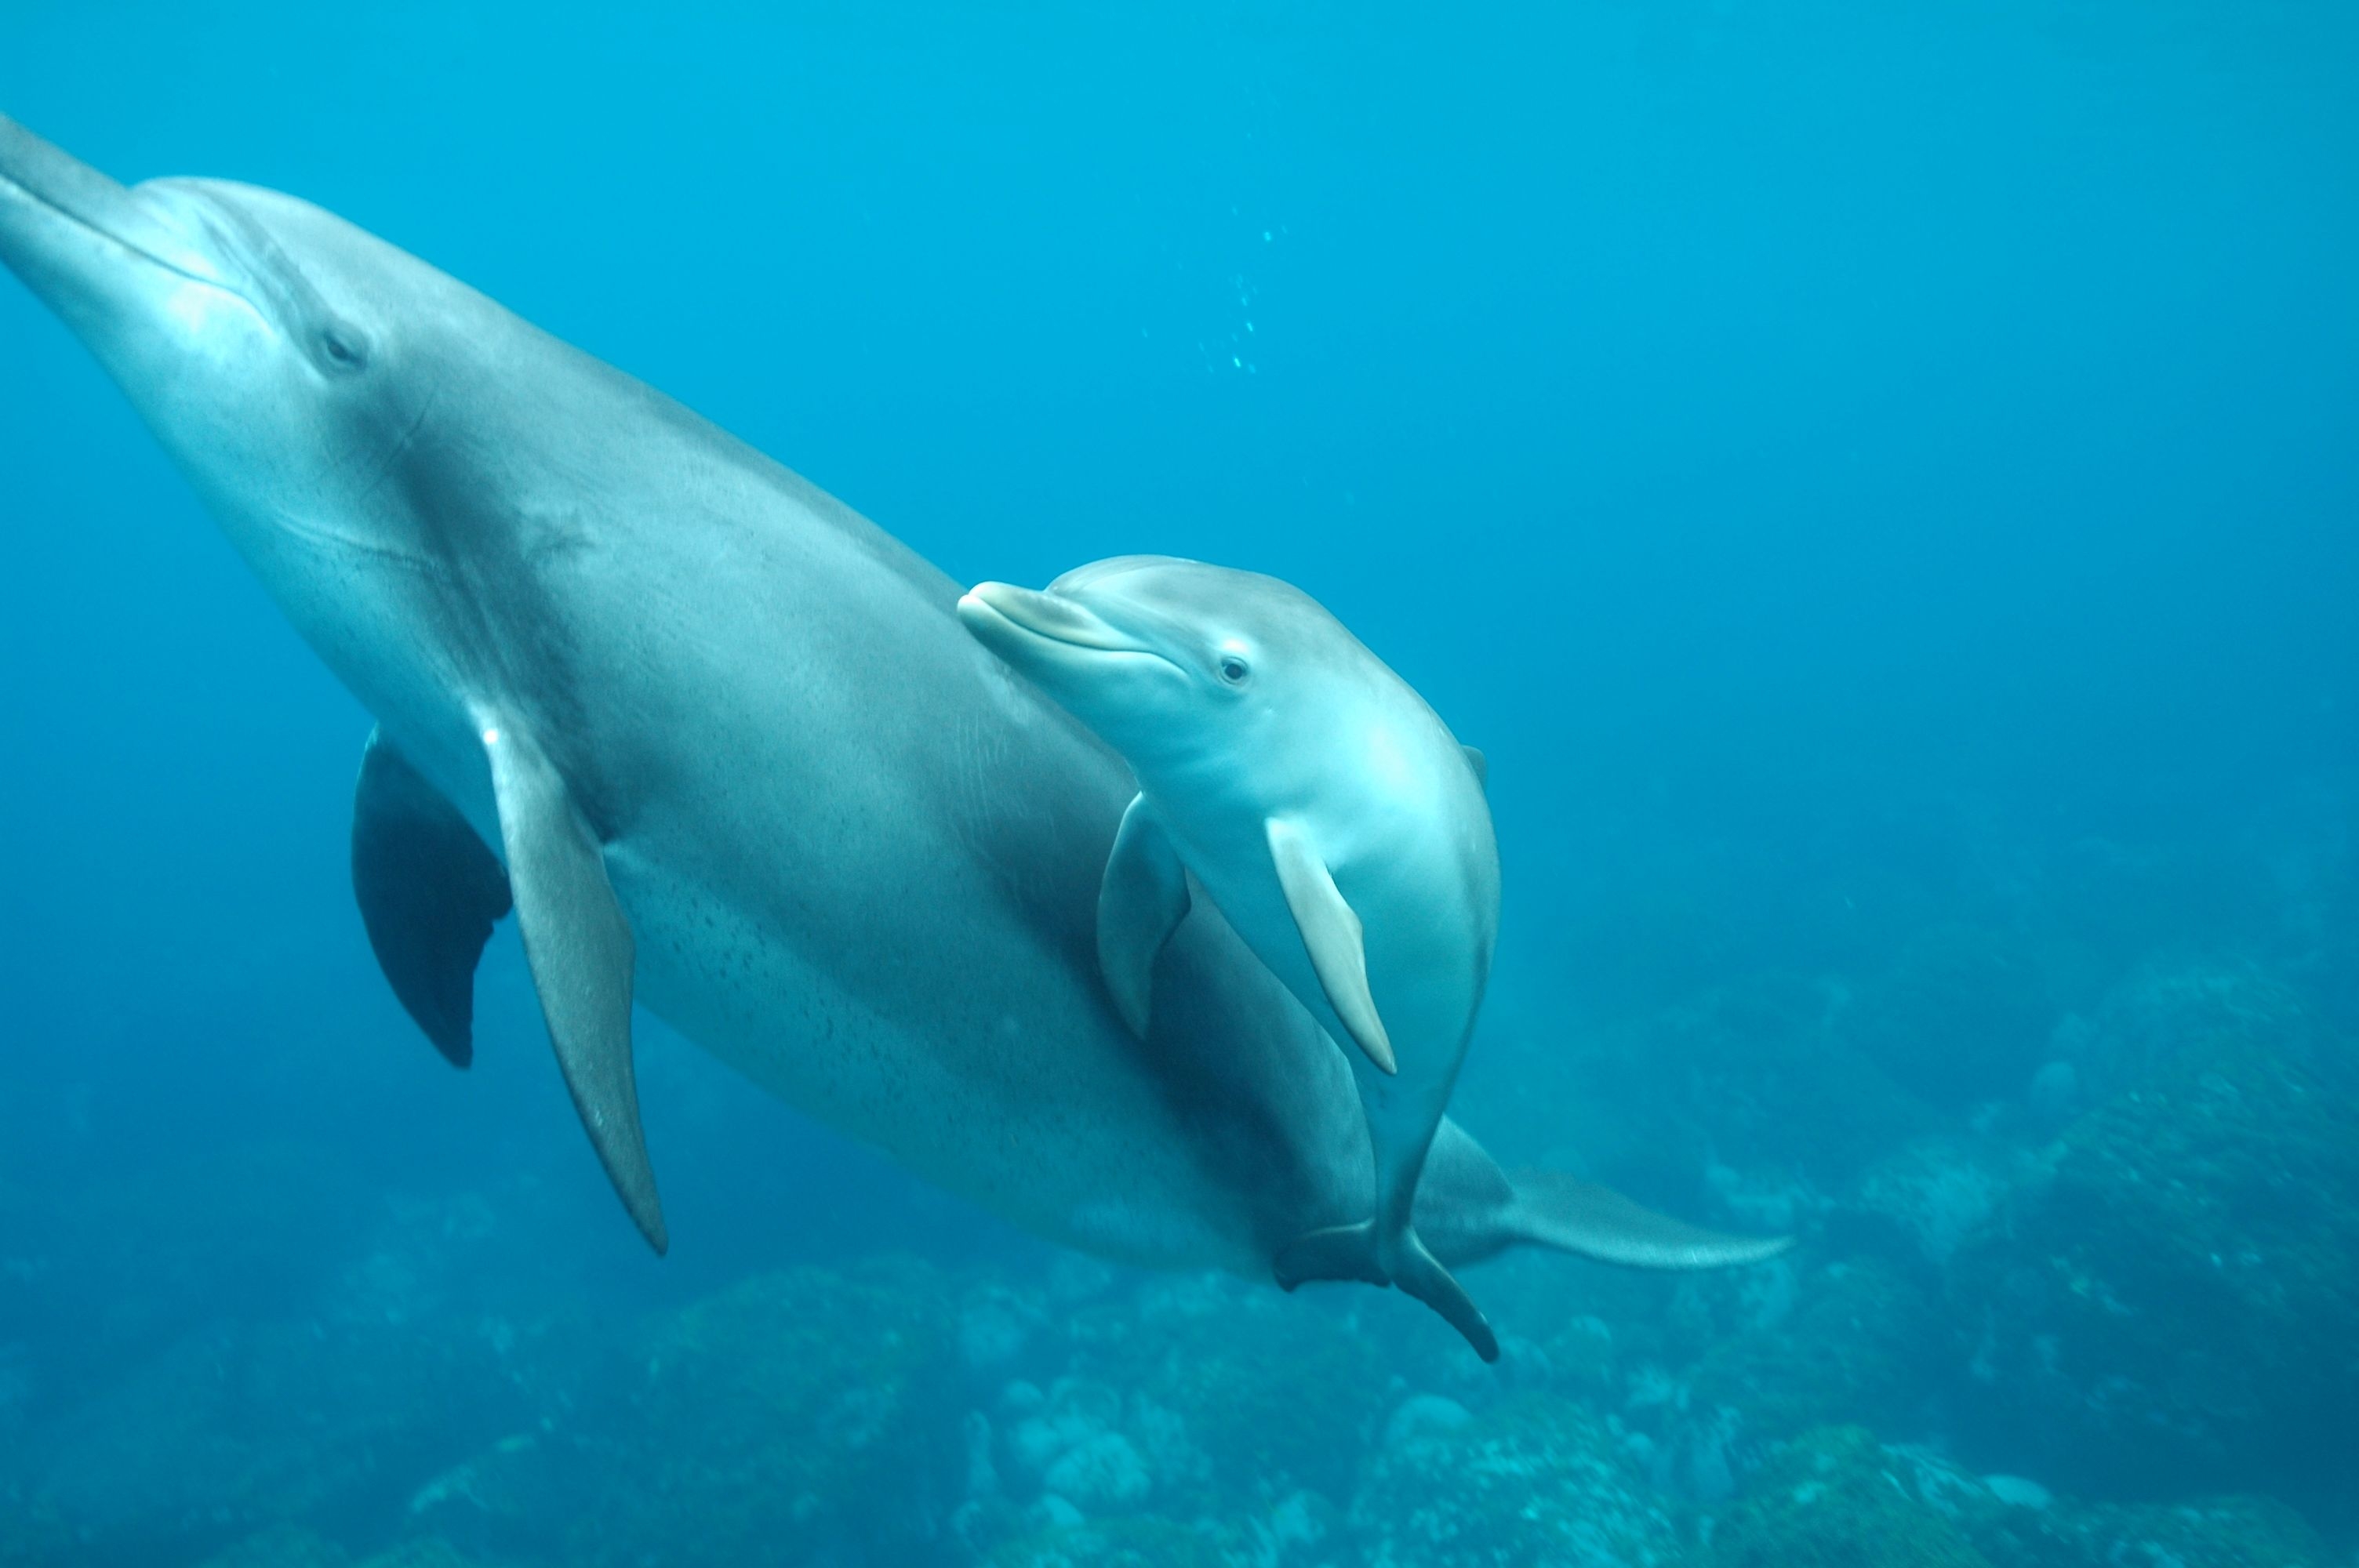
[961,559,1510,1359]
[0,114,1789,1346]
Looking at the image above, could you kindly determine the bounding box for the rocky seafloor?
[3,787,2354,1568]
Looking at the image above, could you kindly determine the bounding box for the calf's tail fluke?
[1412,1120,1792,1276]
[1497,1169,1794,1269]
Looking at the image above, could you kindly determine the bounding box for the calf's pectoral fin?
[1461,744,1487,789]
[481,717,669,1256]
[1265,818,1395,1074]
[1096,794,1190,1038]
[351,727,512,1069]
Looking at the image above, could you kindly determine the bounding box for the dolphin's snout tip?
[958,580,1011,614]
[0,114,234,314]
[955,583,1016,637]
[961,580,1046,620]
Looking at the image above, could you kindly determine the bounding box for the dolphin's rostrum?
[0,114,1790,1352]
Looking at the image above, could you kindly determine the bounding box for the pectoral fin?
[1097,794,1190,1038]
[482,719,667,1255]
[1266,818,1396,1075]
[351,728,511,1069]
[1462,745,1487,789]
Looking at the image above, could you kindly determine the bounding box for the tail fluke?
[1389,1228,1502,1363]
[1410,1120,1794,1273]
[1498,1169,1794,1269]
[1274,1218,1503,1363]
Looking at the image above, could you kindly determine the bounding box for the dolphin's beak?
[0,114,230,350]
[957,581,1147,655]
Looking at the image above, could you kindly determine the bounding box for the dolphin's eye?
[314,325,371,375]
[1218,655,1251,684]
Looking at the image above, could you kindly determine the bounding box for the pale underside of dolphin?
[0,113,1789,1345]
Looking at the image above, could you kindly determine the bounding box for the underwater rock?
[1379,1392,1471,1450]
[433,1258,962,1568]
[1045,1254,1120,1305]
[0,1510,68,1568]
[2024,1060,2079,1127]
[1004,1377,1125,1489]
[600,1258,958,1564]
[191,1529,504,1568]
[1540,1312,1619,1397]
[0,1402,70,1568]
[2046,837,2281,982]
[1851,1136,2026,1267]
[0,1340,31,1436]
[1061,1272,1391,1509]
[947,1409,1030,1561]
[192,1525,352,1568]
[1032,1494,1088,1530]
[1040,1431,1154,1513]
[1261,1488,1341,1563]
[2015,1496,2332,1568]
[1863,1436,2329,1568]
[1949,1026,2359,1508]
[1350,1393,1688,1568]
[1841,922,2062,1110]
[1587,971,1936,1195]
[1684,1256,1943,1445]
[1709,1425,1994,1568]
[987,1515,1231,1568]
[1626,1398,1742,1504]
[24,1302,565,1563]
[352,1544,503,1568]
[960,1283,1049,1377]
[20,1141,364,1374]
[2052,960,2320,1103]
[963,1407,1001,1498]
[1976,1474,2051,1510]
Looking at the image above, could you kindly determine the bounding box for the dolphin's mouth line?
[1000,610,1158,658]
[0,169,254,312]
[966,608,1190,696]
[958,582,1168,660]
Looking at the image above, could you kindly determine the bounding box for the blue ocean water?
[2,2,2355,1565]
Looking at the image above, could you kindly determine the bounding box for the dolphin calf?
[961,558,1506,1358]
[0,114,1788,1343]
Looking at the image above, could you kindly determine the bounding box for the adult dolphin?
[0,114,1784,1341]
